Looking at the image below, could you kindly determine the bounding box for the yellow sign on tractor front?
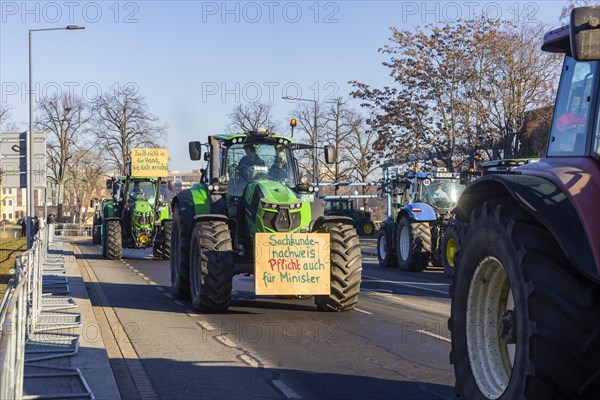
[131,148,169,177]
[255,233,330,295]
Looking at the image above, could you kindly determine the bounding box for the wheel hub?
[500,310,517,344]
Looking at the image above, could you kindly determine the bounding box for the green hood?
[246,181,299,204]
[132,199,153,213]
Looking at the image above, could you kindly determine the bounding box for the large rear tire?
[315,222,362,312]
[377,229,398,268]
[189,220,233,312]
[171,204,190,299]
[440,223,460,278]
[105,220,122,260]
[396,216,430,271]
[449,200,600,399]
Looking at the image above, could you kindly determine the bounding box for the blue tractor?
[377,164,464,272]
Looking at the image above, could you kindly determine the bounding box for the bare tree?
[94,85,167,175]
[65,148,108,223]
[351,19,559,167]
[36,93,92,220]
[0,102,20,131]
[227,102,279,133]
[321,98,360,194]
[288,101,326,182]
[346,111,379,209]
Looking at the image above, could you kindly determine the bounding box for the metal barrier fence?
[0,226,49,399]
[53,223,92,237]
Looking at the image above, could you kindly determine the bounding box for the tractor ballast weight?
[170,130,362,312]
[449,6,600,399]
[377,166,464,274]
[100,175,172,260]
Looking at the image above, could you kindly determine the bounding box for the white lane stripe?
[354,308,372,315]
[148,281,157,285]
[196,321,216,331]
[416,329,451,343]
[240,354,260,368]
[363,275,449,295]
[272,380,300,399]
[363,288,393,293]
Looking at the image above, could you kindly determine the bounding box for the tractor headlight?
[261,200,279,210]
[300,176,309,184]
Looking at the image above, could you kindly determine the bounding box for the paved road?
[77,239,454,399]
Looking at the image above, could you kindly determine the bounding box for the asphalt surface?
[76,238,455,399]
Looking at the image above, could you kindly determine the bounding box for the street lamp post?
[282,96,319,185]
[28,25,84,248]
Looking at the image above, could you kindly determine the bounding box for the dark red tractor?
[449,6,600,399]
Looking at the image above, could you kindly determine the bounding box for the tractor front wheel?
[171,204,190,299]
[105,220,122,260]
[396,216,430,271]
[189,220,233,312]
[440,224,461,278]
[449,200,600,399]
[356,218,375,236]
[377,229,397,268]
[315,222,362,311]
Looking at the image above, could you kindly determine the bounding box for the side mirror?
[324,145,336,164]
[168,180,174,191]
[106,179,113,190]
[189,141,202,160]
[570,7,600,61]
[203,152,210,161]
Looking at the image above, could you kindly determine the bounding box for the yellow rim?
[364,223,373,235]
[446,238,457,267]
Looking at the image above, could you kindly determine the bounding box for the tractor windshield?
[548,57,598,157]
[127,181,157,204]
[225,143,295,196]
[421,180,463,210]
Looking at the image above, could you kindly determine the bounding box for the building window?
[8,200,12,206]
[2,200,5,206]
[2,214,5,220]
[8,213,12,220]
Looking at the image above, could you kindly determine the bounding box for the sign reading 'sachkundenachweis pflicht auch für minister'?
[255,233,330,295]
[131,148,169,177]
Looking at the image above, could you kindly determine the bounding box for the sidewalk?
[24,239,121,399]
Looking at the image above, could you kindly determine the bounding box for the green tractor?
[170,129,362,312]
[101,176,172,260]
[324,198,376,236]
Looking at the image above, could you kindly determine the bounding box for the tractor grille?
[262,209,301,232]
[133,212,152,226]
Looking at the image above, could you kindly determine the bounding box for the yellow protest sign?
[255,233,330,295]
[131,148,169,177]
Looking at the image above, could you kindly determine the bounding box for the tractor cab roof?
[213,130,296,147]
[481,158,540,172]
[406,171,461,180]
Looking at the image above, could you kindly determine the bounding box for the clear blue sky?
[1,1,567,171]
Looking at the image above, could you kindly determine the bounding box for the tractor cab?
[406,170,464,212]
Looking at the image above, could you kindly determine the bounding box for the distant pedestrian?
[34,216,39,236]
[20,218,26,237]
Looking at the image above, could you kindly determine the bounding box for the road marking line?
[164,293,173,299]
[132,269,139,273]
[185,309,195,315]
[354,308,372,315]
[363,275,449,295]
[137,272,145,277]
[416,330,451,343]
[239,354,261,368]
[363,288,394,293]
[215,334,236,347]
[148,281,156,285]
[143,277,150,281]
[272,380,300,399]
[174,300,184,306]
[196,321,216,331]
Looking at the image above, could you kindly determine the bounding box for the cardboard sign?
[131,148,169,177]
[255,233,330,295]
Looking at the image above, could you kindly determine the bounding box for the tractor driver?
[238,144,265,179]
[270,146,288,181]
[432,182,450,202]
